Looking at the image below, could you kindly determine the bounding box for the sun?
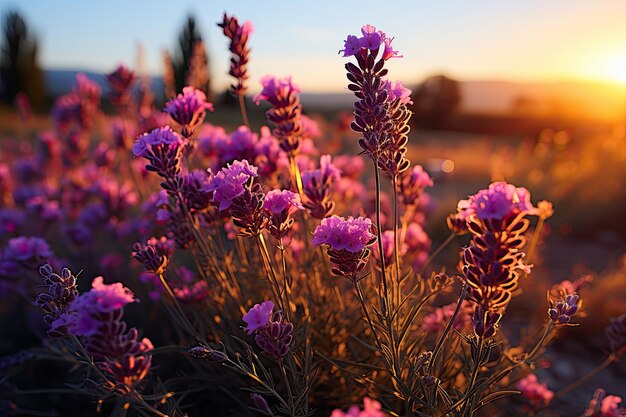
[606,54,626,83]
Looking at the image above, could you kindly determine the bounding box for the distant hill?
[45,69,165,99]
[44,69,625,120]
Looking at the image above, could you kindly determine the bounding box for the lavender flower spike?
[164,86,214,138]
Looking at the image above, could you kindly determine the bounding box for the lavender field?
[0,4,625,417]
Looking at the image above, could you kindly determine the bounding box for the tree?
[0,10,45,109]
[170,15,212,100]
[411,75,461,129]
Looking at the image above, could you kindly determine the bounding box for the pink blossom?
[312,215,376,253]
[331,397,387,417]
[204,160,258,210]
[383,80,412,105]
[382,37,402,60]
[164,86,213,126]
[516,374,554,408]
[242,300,274,335]
[457,181,538,221]
[264,189,303,215]
[253,75,301,106]
[132,126,183,157]
[340,35,362,57]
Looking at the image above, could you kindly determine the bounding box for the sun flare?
[606,54,626,83]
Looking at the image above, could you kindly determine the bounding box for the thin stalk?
[238,94,250,128]
[460,336,484,417]
[429,285,467,374]
[391,176,401,310]
[257,234,285,312]
[354,280,383,351]
[279,359,295,416]
[373,162,390,312]
[157,273,203,342]
[278,238,292,321]
[289,153,304,197]
[553,354,616,399]
[419,232,456,276]
[525,321,554,363]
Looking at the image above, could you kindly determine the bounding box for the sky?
[2,0,626,93]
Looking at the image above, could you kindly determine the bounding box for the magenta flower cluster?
[132,125,185,181]
[331,397,388,417]
[57,276,136,337]
[457,181,536,221]
[516,374,554,409]
[254,75,302,107]
[164,86,214,137]
[243,300,275,335]
[383,80,413,105]
[205,160,258,210]
[242,300,293,360]
[264,190,303,215]
[583,389,626,417]
[312,215,376,253]
[340,24,402,61]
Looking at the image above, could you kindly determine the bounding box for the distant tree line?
[0,10,46,109]
[410,74,461,129]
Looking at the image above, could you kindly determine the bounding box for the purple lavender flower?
[254,75,304,155]
[302,155,341,219]
[35,265,79,337]
[457,181,537,221]
[164,86,214,138]
[254,319,293,361]
[399,165,433,206]
[264,189,303,240]
[205,160,259,211]
[106,65,136,109]
[132,126,184,188]
[250,393,273,416]
[218,13,253,95]
[383,79,413,105]
[313,216,377,280]
[548,293,580,324]
[5,236,52,262]
[243,300,293,360]
[132,236,174,275]
[460,182,539,323]
[342,25,403,160]
[606,314,626,358]
[471,305,502,338]
[312,216,376,253]
[582,389,626,417]
[242,300,274,335]
[264,190,303,215]
[182,169,213,211]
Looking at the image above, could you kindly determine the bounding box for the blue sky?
[2,1,626,92]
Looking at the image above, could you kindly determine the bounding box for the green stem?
[392,176,401,310]
[157,273,203,342]
[525,321,554,363]
[460,336,484,417]
[429,285,467,374]
[354,280,383,351]
[279,359,295,416]
[257,234,285,312]
[373,162,390,313]
[238,94,250,128]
